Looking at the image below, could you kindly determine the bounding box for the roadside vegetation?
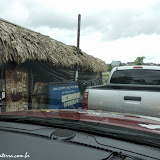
[102,72,110,84]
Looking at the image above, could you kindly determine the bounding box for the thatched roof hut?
[0,18,106,73]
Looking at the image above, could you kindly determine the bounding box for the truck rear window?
[110,69,160,85]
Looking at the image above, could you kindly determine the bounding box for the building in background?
[127,62,135,66]
[111,61,121,67]
[144,63,156,66]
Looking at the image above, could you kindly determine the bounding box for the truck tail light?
[82,92,88,109]
[133,66,143,69]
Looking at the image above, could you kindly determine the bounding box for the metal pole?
[75,14,81,81]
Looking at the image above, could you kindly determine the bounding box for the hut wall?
[0,69,5,112]
[5,67,28,112]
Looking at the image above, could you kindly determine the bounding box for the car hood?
[0,109,160,134]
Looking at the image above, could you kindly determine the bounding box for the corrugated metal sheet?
[5,67,28,112]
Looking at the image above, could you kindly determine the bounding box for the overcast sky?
[1,0,160,64]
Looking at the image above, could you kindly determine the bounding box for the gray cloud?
[1,0,160,41]
[28,10,76,29]
[82,3,160,40]
[0,0,77,30]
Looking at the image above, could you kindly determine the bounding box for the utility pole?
[75,14,81,81]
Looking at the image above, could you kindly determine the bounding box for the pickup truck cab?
[82,66,160,117]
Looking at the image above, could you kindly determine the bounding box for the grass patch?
[102,72,110,84]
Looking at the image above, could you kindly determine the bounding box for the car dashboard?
[0,121,159,160]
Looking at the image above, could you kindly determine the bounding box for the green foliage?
[107,64,113,72]
[102,72,110,84]
[134,56,145,65]
[119,63,126,66]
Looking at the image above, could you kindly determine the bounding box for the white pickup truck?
[82,66,160,117]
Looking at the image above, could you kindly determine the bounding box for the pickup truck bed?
[86,84,160,117]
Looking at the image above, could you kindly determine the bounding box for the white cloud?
[80,34,160,63]
[33,26,77,44]
[1,0,160,64]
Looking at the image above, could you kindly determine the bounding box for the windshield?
[0,0,160,154]
[110,69,160,85]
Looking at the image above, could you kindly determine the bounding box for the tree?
[134,56,145,65]
[119,62,126,66]
[107,64,113,72]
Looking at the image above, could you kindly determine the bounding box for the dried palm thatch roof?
[0,18,107,72]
